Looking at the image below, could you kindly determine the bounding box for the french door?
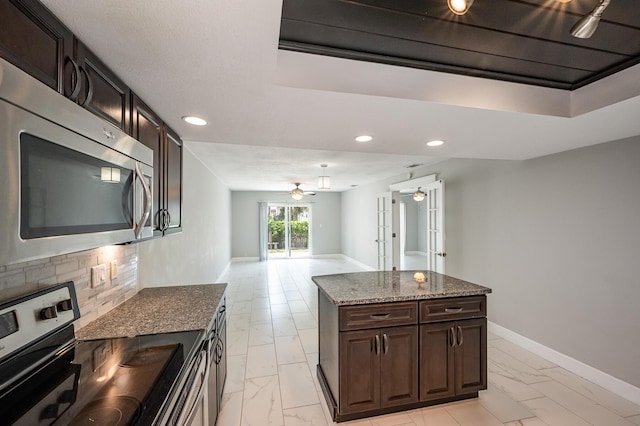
[267,205,310,258]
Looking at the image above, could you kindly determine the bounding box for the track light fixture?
[448,0,474,15]
[570,0,611,39]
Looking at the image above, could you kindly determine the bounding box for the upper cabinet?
[0,0,73,92]
[132,93,183,237]
[74,41,130,133]
[164,127,183,235]
[1,0,182,238]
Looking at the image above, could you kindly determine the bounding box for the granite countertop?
[75,283,227,340]
[312,271,491,306]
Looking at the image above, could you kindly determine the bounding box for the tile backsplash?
[0,245,138,330]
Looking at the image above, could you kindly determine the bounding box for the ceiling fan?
[282,183,316,200]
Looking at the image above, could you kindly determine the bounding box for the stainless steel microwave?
[0,58,153,266]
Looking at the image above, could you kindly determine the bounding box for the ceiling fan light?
[291,188,304,200]
[448,0,474,15]
[413,188,426,202]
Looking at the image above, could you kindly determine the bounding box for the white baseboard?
[339,254,376,271]
[488,321,640,406]
[217,261,231,281]
[231,257,259,263]
[312,254,343,259]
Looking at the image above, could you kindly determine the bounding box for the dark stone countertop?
[312,271,491,306]
[75,283,227,340]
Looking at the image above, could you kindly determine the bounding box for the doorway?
[267,204,311,259]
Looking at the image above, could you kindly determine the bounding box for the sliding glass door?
[267,205,310,258]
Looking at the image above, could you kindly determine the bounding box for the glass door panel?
[267,205,310,258]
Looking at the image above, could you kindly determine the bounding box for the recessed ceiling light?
[426,140,445,147]
[355,135,373,142]
[182,116,207,126]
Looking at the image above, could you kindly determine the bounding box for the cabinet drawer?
[339,302,418,331]
[420,296,486,323]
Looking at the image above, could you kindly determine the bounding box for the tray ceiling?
[279,0,640,90]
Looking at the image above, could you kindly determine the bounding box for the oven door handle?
[133,161,151,239]
[176,348,209,426]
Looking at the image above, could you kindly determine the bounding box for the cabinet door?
[0,0,73,93]
[131,94,164,236]
[454,318,487,395]
[380,325,418,408]
[419,322,455,401]
[216,317,227,408]
[75,41,130,132]
[164,127,183,234]
[339,329,380,415]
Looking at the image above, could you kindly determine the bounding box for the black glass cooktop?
[0,329,203,426]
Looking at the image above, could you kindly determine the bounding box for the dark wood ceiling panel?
[281,21,593,86]
[279,0,640,90]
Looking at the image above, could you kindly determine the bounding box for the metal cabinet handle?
[457,326,463,346]
[79,66,93,107]
[374,335,380,355]
[382,333,389,354]
[449,327,455,347]
[133,162,151,238]
[370,313,390,319]
[445,307,463,313]
[65,56,81,101]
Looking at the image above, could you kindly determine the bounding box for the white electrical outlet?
[91,264,108,288]
[110,260,118,280]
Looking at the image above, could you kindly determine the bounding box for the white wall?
[341,136,640,389]
[231,191,342,258]
[403,200,419,252]
[138,145,231,287]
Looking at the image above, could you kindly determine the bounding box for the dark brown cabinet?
[74,42,130,132]
[0,1,130,132]
[131,94,183,237]
[318,293,487,423]
[339,325,418,415]
[163,127,183,235]
[420,318,487,401]
[0,0,73,92]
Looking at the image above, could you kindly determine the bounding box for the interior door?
[424,180,445,273]
[377,193,392,271]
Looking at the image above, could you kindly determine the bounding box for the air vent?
[404,164,423,169]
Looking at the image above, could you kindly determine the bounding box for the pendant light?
[413,187,425,202]
[447,0,474,15]
[570,0,611,39]
[318,164,331,190]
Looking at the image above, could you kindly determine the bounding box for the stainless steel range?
[0,282,206,425]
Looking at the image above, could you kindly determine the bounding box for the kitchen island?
[313,271,491,422]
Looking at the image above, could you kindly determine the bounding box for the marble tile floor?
[216,258,640,426]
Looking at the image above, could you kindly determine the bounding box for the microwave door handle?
[134,162,151,238]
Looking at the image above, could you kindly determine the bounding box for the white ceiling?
[40,0,640,192]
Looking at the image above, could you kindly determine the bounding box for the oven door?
[0,97,153,266]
